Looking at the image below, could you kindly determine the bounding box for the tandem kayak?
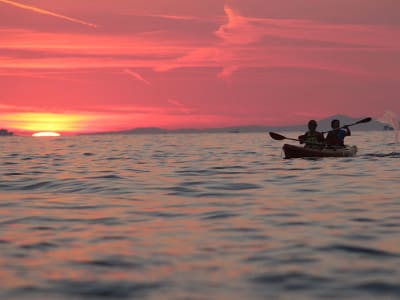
[282,144,358,159]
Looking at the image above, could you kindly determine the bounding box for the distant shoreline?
[6,115,393,136]
[0,129,14,136]
[81,115,388,135]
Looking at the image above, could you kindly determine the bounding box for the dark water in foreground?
[0,132,399,300]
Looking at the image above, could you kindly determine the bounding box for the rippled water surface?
[1,132,399,299]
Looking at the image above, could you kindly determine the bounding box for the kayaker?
[298,120,324,148]
[325,119,351,147]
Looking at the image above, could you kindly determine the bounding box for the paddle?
[322,117,372,133]
[269,132,324,146]
[269,132,299,142]
[345,117,372,126]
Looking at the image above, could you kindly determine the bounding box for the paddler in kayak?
[325,119,351,148]
[298,120,324,149]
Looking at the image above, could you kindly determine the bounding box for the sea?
[0,131,399,300]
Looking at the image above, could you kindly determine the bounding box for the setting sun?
[32,132,61,137]
[0,112,97,135]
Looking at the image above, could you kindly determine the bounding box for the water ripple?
[318,244,399,258]
[251,271,330,290]
[353,281,400,297]
[200,211,239,220]
[1,133,399,300]
[17,280,164,299]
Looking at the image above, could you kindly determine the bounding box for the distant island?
[82,114,391,135]
[0,129,14,136]
[384,125,394,131]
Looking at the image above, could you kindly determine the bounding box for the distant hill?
[84,114,389,135]
[0,129,14,136]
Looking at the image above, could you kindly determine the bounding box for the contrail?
[0,0,97,28]
[123,69,150,85]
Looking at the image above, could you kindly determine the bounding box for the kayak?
[282,144,358,159]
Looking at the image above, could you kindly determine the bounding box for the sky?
[1,0,399,134]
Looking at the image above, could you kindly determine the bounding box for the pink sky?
[1,0,399,134]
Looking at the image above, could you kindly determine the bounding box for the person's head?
[331,119,340,129]
[308,120,318,131]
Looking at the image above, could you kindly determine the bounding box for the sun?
[32,132,61,137]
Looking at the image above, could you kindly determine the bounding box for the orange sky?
[1,0,399,134]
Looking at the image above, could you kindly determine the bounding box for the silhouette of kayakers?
[299,119,351,149]
[325,119,351,148]
[270,117,371,158]
[298,120,324,149]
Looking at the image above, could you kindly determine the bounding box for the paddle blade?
[269,132,286,140]
[355,117,372,124]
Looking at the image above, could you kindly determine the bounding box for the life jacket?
[304,131,322,148]
[326,129,346,147]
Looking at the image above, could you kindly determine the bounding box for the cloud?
[0,0,97,28]
[1,4,399,81]
[215,5,266,45]
[123,69,150,85]
[167,99,192,114]
[216,5,400,48]
[217,65,239,79]
[0,69,90,83]
[123,13,204,22]
[211,4,400,78]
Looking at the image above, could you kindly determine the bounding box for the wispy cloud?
[0,0,97,28]
[217,65,239,80]
[211,4,400,78]
[124,13,204,22]
[0,69,89,83]
[167,99,192,114]
[123,69,150,85]
[1,4,398,80]
[150,14,202,21]
[216,5,400,48]
[215,5,266,45]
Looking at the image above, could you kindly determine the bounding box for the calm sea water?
[0,132,399,300]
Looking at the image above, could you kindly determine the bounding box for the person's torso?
[327,129,346,146]
[304,131,322,148]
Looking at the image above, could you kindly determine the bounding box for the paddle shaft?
[269,132,323,146]
[322,117,371,133]
[285,137,300,142]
